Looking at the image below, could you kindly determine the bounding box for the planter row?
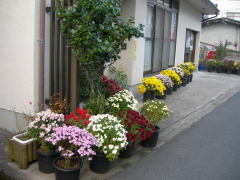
[199,65,240,75]
[143,74,193,102]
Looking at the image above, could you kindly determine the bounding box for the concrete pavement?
[0,71,240,180]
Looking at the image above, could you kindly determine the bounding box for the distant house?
[0,0,218,132]
[201,17,240,51]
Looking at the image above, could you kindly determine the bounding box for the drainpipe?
[39,0,45,110]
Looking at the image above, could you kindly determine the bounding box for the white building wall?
[201,23,239,51]
[106,0,147,90]
[175,0,202,65]
[0,0,40,132]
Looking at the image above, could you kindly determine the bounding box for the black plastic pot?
[53,157,83,180]
[166,87,173,95]
[155,90,167,100]
[143,91,154,102]
[119,143,135,159]
[90,153,110,174]
[173,84,178,91]
[217,67,223,73]
[36,145,60,174]
[189,74,193,82]
[181,78,187,86]
[141,126,161,148]
[208,66,214,72]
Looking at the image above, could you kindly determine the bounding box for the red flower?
[64,108,91,128]
[29,102,33,105]
[206,51,216,59]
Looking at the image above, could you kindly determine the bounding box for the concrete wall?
[175,0,202,65]
[201,23,240,51]
[0,0,40,132]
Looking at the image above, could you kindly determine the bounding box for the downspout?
[39,0,45,109]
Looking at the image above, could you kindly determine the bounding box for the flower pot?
[217,67,223,73]
[119,143,135,159]
[90,153,110,174]
[53,157,83,180]
[166,87,173,95]
[173,84,178,91]
[177,84,181,88]
[141,126,161,148]
[143,91,154,102]
[7,131,38,169]
[188,74,193,82]
[181,78,187,86]
[185,77,189,84]
[155,90,166,100]
[208,66,214,72]
[236,69,240,75]
[226,69,232,74]
[198,64,205,71]
[36,145,60,174]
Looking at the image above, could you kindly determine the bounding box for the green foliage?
[208,59,216,66]
[56,0,144,96]
[215,60,224,67]
[109,65,128,89]
[216,40,229,60]
[83,91,105,115]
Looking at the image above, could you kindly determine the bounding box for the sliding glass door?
[144,3,177,75]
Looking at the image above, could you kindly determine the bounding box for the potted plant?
[234,62,240,75]
[7,131,37,169]
[105,89,138,117]
[167,66,184,88]
[223,58,235,74]
[140,100,172,148]
[160,70,181,91]
[86,114,128,173]
[155,74,173,97]
[216,60,224,73]
[118,110,155,158]
[26,109,64,174]
[207,59,216,72]
[7,102,38,169]
[184,62,196,82]
[138,76,166,102]
[45,125,97,180]
[100,75,124,98]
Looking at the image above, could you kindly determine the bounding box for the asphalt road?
[109,91,240,180]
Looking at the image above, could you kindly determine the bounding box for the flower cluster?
[47,125,96,157]
[155,74,173,88]
[140,100,172,127]
[105,89,138,116]
[206,51,216,59]
[87,114,128,161]
[45,125,96,168]
[185,62,196,73]
[223,58,235,70]
[138,76,166,95]
[100,75,124,98]
[160,70,182,85]
[27,109,64,153]
[183,69,191,77]
[207,59,216,67]
[119,110,155,145]
[234,62,240,70]
[167,67,184,78]
[65,108,91,128]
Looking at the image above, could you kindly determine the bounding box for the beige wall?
[0,0,40,132]
[175,0,202,65]
[201,23,240,51]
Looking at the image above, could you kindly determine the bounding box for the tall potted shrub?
[56,0,144,98]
